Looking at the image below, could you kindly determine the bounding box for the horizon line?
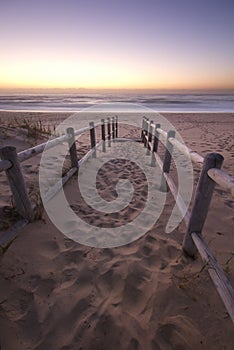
[0,87,234,94]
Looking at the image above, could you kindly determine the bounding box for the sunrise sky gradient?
[1,0,234,91]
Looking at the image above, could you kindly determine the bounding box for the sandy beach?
[0,111,233,349]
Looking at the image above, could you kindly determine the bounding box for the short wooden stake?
[0,146,34,221]
[101,119,106,152]
[89,122,96,157]
[183,153,224,257]
[66,127,78,169]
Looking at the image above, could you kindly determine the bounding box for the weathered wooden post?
[101,119,106,152]
[151,123,160,166]
[112,117,115,140]
[115,116,118,138]
[153,123,160,153]
[141,117,145,142]
[89,122,96,158]
[163,130,175,172]
[146,120,154,155]
[145,118,149,135]
[144,118,149,147]
[183,153,224,257]
[0,146,34,221]
[107,117,111,147]
[66,127,78,169]
[160,130,175,191]
[148,120,153,144]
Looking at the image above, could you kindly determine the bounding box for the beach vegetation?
[4,116,58,146]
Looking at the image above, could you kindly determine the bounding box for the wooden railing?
[142,117,234,323]
[0,117,118,237]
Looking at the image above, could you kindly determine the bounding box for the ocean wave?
[0,93,234,112]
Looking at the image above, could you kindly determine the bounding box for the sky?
[0,0,234,91]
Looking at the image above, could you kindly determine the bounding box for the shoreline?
[1,109,234,113]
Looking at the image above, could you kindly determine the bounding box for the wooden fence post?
[115,116,118,138]
[101,119,106,152]
[89,122,96,158]
[148,120,153,144]
[107,117,111,147]
[146,120,154,155]
[141,117,145,142]
[66,127,78,169]
[160,130,175,191]
[144,118,149,147]
[151,123,160,166]
[112,117,115,139]
[153,123,160,153]
[183,153,224,257]
[163,130,175,172]
[145,118,149,135]
[0,146,34,221]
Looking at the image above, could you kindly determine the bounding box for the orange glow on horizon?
[1,71,234,91]
[1,57,234,92]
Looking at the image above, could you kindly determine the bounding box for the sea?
[0,92,234,112]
